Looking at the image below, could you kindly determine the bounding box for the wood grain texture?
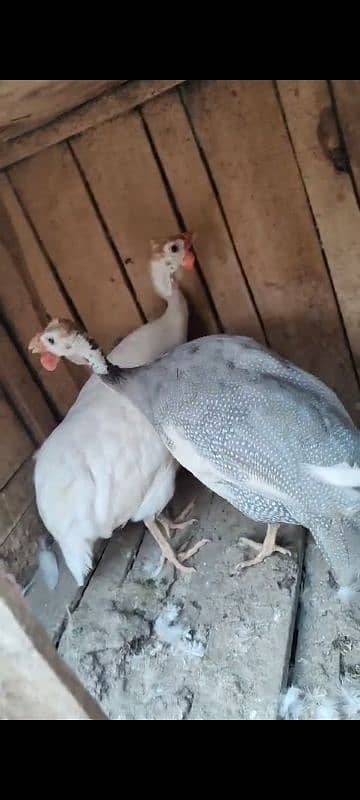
[0,80,186,169]
[0,571,107,719]
[0,80,123,142]
[0,324,55,443]
[0,172,85,390]
[72,110,218,336]
[183,80,359,409]
[332,80,360,196]
[143,91,264,340]
[9,142,142,351]
[0,226,78,417]
[278,80,360,379]
[0,390,33,490]
[0,460,34,546]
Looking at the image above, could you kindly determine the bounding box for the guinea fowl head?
[150,232,195,298]
[29,318,108,374]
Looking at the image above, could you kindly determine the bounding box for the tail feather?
[310,517,360,589]
[60,536,93,586]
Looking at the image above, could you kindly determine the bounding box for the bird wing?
[147,337,360,521]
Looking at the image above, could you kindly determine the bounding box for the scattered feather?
[278,686,305,720]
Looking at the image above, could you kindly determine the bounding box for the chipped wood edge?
[0,80,188,169]
[0,572,107,720]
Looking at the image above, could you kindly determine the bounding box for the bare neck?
[150,258,177,301]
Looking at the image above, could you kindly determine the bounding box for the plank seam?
[274,81,360,394]
[328,80,360,211]
[139,107,223,332]
[179,86,268,345]
[68,141,146,325]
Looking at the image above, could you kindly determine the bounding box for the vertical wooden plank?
[0,172,85,390]
[332,80,360,195]
[0,236,78,417]
[9,143,142,352]
[183,80,359,408]
[0,389,33,490]
[0,324,55,443]
[0,174,78,324]
[143,91,264,340]
[71,111,218,334]
[277,80,360,380]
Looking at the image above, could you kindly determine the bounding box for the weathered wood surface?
[0,80,124,142]
[59,478,304,720]
[0,80,186,168]
[0,571,107,720]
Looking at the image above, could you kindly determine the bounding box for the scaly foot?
[234,524,291,572]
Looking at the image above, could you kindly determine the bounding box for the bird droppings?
[287,539,360,720]
[57,477,304,720]
[29,476,360,719]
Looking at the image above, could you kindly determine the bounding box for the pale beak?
[29,333,46,353]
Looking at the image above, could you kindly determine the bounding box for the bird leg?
[178,539,210,563]
[234,524,291,571]
[145,517,197,575]
[158,498,197,536]
[145,501,209,575]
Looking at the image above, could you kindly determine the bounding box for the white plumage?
[33,235,205,585]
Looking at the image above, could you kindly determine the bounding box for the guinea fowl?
[30,330,360,595]
[30,233,208,586]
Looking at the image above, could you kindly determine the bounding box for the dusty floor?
[27,474,360,720]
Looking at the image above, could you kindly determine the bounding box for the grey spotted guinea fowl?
[30,327,360,596]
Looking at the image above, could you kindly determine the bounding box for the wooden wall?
[1,79,360,576]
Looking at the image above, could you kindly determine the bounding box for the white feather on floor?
[279,681,360,720]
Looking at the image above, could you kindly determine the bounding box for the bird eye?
[47,337,55,345]
[171,244,179,254]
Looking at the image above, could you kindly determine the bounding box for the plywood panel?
[0,390,33,490]
[278,80,360,379]
[9,143,142,351]
[0,324,55,443]
[0,235,78,417]
[184,80,358,408]
[72,111,218,335]
[0,80,123,141]
[143,91,264,340]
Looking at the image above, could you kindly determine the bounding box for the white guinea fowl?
[31,233,208,586]
[31,330,360,598]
